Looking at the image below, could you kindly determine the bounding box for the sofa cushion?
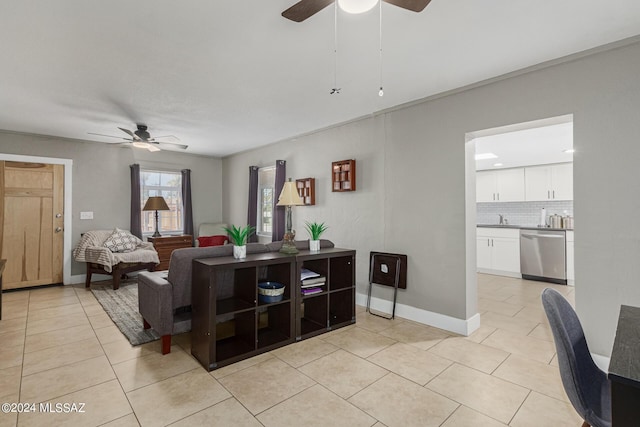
[197,235,228,247]
[103,228,142,253]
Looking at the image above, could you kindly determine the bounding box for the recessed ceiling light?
[475,153,498,160]
[493,163,503,167]
[563,148,575,153]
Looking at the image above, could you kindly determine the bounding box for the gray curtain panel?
[247,166,259,243]
[181,169,194,245]
[272,160,286,242]
[130,164,142,238]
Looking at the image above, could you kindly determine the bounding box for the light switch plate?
[80,211,94,220]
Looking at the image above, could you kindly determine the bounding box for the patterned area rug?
[90,279,160,346]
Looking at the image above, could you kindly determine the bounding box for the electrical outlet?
[80,211,94,220]
[381,264,388,274]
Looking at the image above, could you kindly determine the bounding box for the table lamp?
[276,178,304,254]
[143,196,170,237]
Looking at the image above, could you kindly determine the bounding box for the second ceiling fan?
[282,0,432,22]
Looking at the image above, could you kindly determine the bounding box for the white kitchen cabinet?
[476,227,521,277]
[566,230,575,285]
[476,168,525,202]
[525,163,573,201]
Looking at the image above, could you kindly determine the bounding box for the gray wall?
[0,131,223,276]
[223,38,640,356]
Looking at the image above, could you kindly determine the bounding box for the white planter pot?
[233,245,247,259]
[309,239,321,252]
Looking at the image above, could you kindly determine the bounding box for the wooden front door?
[0,161,64,289]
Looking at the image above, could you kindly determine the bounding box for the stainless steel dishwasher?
[520,228,567,285]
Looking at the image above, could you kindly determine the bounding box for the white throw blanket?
[73,230,159,273]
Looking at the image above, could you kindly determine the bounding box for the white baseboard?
[591,353,611,372]
[356,292,480,336]
[69,273,112,285]
[476,268,521,279]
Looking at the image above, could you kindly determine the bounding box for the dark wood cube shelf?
[190,248,356,371]
[332,160,356,192]
[296,177,316,205]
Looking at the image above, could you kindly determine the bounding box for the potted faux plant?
[223,224,256,259]
[305,221,328,252]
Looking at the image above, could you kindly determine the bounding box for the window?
[141,169,183,235]
[257,166,275,237]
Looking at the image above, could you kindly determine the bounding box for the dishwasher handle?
[521,233,565,239]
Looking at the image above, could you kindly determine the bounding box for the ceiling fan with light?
[282,0,432,22]
[88,124,188,152]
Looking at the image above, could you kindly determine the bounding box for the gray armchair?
[541,288,611,427]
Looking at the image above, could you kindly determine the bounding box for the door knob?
[55,213,62,218]
[55,227,62,233]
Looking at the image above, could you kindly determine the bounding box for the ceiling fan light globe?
[132,141,150,149]
[338,0,378,14]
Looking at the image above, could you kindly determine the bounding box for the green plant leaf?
[304,221,328,240]
[222,224,256,246]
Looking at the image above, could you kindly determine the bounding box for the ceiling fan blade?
[88,132,130,141]
[147,144,161,152]
[155,141,188,150]
[151,135,181,143]
[383,0,432,12]
[118,127,139,140]
[282,0,334,22]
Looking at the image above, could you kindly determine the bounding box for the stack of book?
[300,268,326,296]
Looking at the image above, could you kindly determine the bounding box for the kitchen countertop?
[477,224,573,232]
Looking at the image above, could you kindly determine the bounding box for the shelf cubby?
[329,288,354,327]
[215,311,255,362]
[300,296,328,337]
[329,256,354,290]
[257,303,292,349]
[215,267,256,315]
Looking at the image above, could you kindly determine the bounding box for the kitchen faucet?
[499,214,504,225]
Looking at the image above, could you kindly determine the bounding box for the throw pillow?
[197,235,228,247]
[103,228,142,253]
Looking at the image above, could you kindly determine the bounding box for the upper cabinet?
[525,163,573,201]
[477,162,573,203]
[476,168,525,202]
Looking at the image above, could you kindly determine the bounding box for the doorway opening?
[464,114,575,322]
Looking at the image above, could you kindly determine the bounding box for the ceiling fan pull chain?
[379,0,384,97]
[331,1,340,95]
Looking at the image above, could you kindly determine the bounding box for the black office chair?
[541,288,611,427]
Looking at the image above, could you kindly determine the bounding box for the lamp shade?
[276,181,304,206]
[143,196,170,211]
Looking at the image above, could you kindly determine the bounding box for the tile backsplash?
[477,200,574,227]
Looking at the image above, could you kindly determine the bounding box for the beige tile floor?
[0,274,584,427]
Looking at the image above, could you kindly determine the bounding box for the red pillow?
[197,235,228,247]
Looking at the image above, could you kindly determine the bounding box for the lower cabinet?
[476,228,521,277]
[191,249,355,371]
